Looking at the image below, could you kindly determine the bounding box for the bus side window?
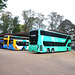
[23,42,28,46]
[16,42,20,46]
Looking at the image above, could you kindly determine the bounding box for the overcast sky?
[5,0,75,24]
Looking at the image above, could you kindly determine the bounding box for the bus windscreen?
[29,31,38,45]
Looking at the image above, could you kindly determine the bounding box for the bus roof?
[30,29,70,36]
[45,30,70,36]
[4,35,29,39]
[49,29,69,35]
[29,29,43,32]
[0,32,28,37]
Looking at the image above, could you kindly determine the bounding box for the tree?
[20,24,25,32]
[12,16,21,33]
[58,19,75,35]
[0,11,13,33]
[22,9,36,32]
[47,12,64,30]
[32,17,46,29]
[22,9,46,31]
[35,13,46,29]
[0,0,8,9]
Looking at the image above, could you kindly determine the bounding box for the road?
[0,49,75,75]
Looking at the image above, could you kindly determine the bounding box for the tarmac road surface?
[0,49,75,75]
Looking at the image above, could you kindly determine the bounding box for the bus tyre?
[51,48,54,53]
[22,47,25,51]
[47,48,50,53]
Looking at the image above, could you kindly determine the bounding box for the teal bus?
[29,29,71,53]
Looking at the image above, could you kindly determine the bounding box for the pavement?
[71,49,75,55]
[0,49,75,75]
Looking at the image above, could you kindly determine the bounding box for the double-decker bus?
[29,29,71,53]
[3,35,29,50]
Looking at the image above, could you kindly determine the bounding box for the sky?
[5,0,75,24]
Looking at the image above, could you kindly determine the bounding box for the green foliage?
[0,11,21,34]
[36,13,46,29]
[47,12,64,30]
[20,24,25,32]
[22,9,36,32]
[58,19,75,35]
[0,11,12,34]
[22,9,46,32]
[0,0,8,9]
[12,16,21,33]
[0,9,75,35]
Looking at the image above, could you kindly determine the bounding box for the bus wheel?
[51,48,54,53]
[22,47,25,51]
[47,48,50,53]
